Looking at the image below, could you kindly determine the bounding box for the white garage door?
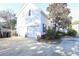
[27,26,37,38]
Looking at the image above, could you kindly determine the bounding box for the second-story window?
[28,9,31,16]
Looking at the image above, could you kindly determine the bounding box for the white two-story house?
[16,3,48,38]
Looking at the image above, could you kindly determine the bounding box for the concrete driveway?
[0,37,79,56]
[0,37,57,56]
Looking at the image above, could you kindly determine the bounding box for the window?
[43,24,46,32]
[28,10,31,16]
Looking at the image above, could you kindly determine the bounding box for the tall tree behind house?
[47,3,72,33]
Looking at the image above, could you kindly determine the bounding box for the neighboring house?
[16,4,48,38]
[72,20,79,34]
[0,17,11,37]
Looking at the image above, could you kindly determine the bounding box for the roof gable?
[16,3,40,17]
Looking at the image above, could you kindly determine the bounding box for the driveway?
[0,37,79,56]
[0,37,56,56]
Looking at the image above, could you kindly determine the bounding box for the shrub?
[46,28,66,39]
[67,29,77,36]
[55,31,65,39]
[45,27,70,40]
[46,28,54,40]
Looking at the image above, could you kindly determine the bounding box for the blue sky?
[0,3,48,13]
[0,3,79,20]
[68,3,79,20]
[0,3,23,13]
